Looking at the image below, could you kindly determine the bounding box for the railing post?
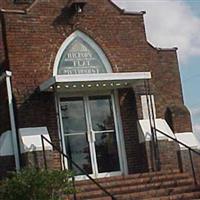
[144,80,160,171]
[188,149,197,186]
[41,135,47,170]
[72,176,77,200]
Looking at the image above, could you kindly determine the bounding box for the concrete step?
[66,170,200,200]
[78,179,194,199]
[76,173,191,192]
[143,191,200,200]
[76,169,181,187]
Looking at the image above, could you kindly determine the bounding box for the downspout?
[5,71,20,171]
[0,10,20,171]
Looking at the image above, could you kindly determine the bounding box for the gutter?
[0,71,20,171]
[122,10,146,15]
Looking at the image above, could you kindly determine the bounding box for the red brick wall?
[145,140,180,172]
[179,149,200,185]
[21,150,61,170]
[165,104,192,133]
[0,0,193,172]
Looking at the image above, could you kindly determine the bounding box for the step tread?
[143,190,200,200]
[115,185,200,200]
[75,170,184,187]
[66,170,200,200]
[76,173,191,192]
[86,191,200,200]
[76,178,195,198]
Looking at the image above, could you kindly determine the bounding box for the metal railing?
[41,135,117,200]
[144,79,200,186]
[154,128,200,186]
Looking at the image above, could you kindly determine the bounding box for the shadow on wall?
[15,90,61,169]
[119,88,149,173]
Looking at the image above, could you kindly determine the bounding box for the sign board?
[58,37,107,75]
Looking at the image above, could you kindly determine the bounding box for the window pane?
[61,98,86,134]
[95,132,120,173]
[89,96,115,131]
[65,135,92,175]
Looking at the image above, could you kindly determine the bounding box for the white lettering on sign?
[66,52,92,59]
[62,67,99,75]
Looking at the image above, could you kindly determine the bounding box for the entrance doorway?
[60,94,122,178]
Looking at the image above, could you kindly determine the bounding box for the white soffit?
[138,118,175,143]
[39,72,151,92]
[0,127,53,156]
[175,132,200,150]
[19,127,53,153]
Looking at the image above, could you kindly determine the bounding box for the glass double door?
[60,95,121,178]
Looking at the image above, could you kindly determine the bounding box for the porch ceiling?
[39,72,151,92]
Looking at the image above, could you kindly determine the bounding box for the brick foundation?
[178,149,200,184]
[21,150,61,170]
[144,140,180,172]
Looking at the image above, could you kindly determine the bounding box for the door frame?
[56,89,128,179]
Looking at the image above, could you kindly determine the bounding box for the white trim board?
[40,72,151,92]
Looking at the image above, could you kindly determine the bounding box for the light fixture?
[76,4,82,13]
[69,0,87,15]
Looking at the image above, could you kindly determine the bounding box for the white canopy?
[39,72,151,92]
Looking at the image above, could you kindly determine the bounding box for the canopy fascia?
[39,72,151,92]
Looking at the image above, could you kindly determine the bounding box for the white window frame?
[57,90,128,179]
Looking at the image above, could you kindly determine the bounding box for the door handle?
[91,130,96,142]
[86,131,91,143]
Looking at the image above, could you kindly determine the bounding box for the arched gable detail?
[53,31,112,76]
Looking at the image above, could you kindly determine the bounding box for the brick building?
[0,0,200,184]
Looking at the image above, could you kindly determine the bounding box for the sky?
[112,0,200,138]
